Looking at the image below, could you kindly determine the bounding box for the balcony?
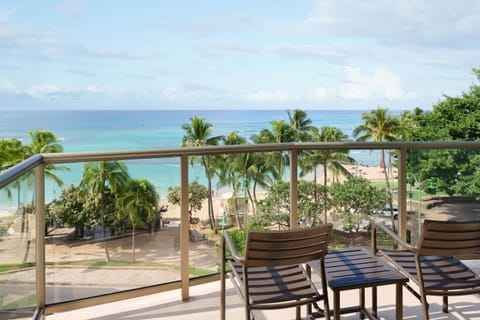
[1,141,480,319]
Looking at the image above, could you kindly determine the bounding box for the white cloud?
[0,81,21,94]
[245,89,289,102]
[26,84,61,99]
[0,82,113,101]
[306,0,480,48]
[163,87,178,100]
[338,67,417,101]
[308,87,328,100]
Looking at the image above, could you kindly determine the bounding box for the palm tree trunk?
[381,150,396,232]
[202,157,216,230]
[323,165,328,224]
[206,175,216,230]
[99,200,111,262]
[132,224,136,263]
[100,211,111,262]
[247,189,255,215]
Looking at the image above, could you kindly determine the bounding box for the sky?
[0,0,479,111]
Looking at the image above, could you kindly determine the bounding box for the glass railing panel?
[0,170,36,318]
[405,148,480,245]
[45,158,182,304]
[311,148,396,249]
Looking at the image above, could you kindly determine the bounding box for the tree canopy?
[409,68,480,198]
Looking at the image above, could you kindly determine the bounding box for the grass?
[68,260,214,276]
[71,260,130,267]
[0,262,36,273]
[2,294,36,310]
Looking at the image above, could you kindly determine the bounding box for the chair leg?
[320,262,331,320]
[296,305,301,319]
[442,296,448,313]
[420,294,430,320]
[221,239,226,320]
[220,274,225,320]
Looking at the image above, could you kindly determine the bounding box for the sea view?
[0,109,388,212]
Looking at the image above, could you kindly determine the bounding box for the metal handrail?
[0,154,43,189]
[38,140,480,164]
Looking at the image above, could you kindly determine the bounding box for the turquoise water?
[0,109,386,211]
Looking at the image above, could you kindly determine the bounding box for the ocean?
[0,109,384,212]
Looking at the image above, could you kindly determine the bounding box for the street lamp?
[406,172,422,235]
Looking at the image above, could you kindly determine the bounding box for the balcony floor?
[48,270,480,320]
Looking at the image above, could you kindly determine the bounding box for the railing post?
[35,163,46,319]
[290,149,298,229]
[180,155,189,300]
[397,147,408,241]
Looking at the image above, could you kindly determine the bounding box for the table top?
[320,248,408,290]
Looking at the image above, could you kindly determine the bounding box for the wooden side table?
[311,248,408,320]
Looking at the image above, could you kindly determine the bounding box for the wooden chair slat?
[221,224,333,320]
[374,219,480,320]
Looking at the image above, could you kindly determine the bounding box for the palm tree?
[26,130,69,189]
[254,119,294,181]
[287,109,316,142]
[3,131,68,237]
[181,116,223,230]
[0,139,28,201]
[2,131,68,205]
[353,107,401,228]
[80,160,130,261]
[300,126,356,223]
[117,178,158,262]
[217,131,248,218]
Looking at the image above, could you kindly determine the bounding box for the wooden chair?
[372,220,480,320]
[221,224,333,320]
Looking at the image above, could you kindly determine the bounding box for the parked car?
[381,206,398,219]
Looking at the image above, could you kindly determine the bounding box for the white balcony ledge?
[48,272,480,320]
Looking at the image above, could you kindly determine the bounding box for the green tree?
[300,126,356,223]
[330,176,388,244]
[46,185,96,237]
[181,116,223,230]
[167,180,209,223]
[255,180,328,229]
[26,129,69,188]
[253,119,294,181]
[80,161,130,261]
[409,69,480,198]
[248,137,277,202]
[353,107,401,228]
[217,132,258,221]
[2,130,68,238]
[0,139,27,171]
[117,178,158,262]
[287,108,316,142]
[1,131,67,209]
[0,139,28,206]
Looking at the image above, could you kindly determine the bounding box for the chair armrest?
[372,222,415,253]
[223,231,244,263]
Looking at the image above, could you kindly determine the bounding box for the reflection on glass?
[0,171,36,317]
